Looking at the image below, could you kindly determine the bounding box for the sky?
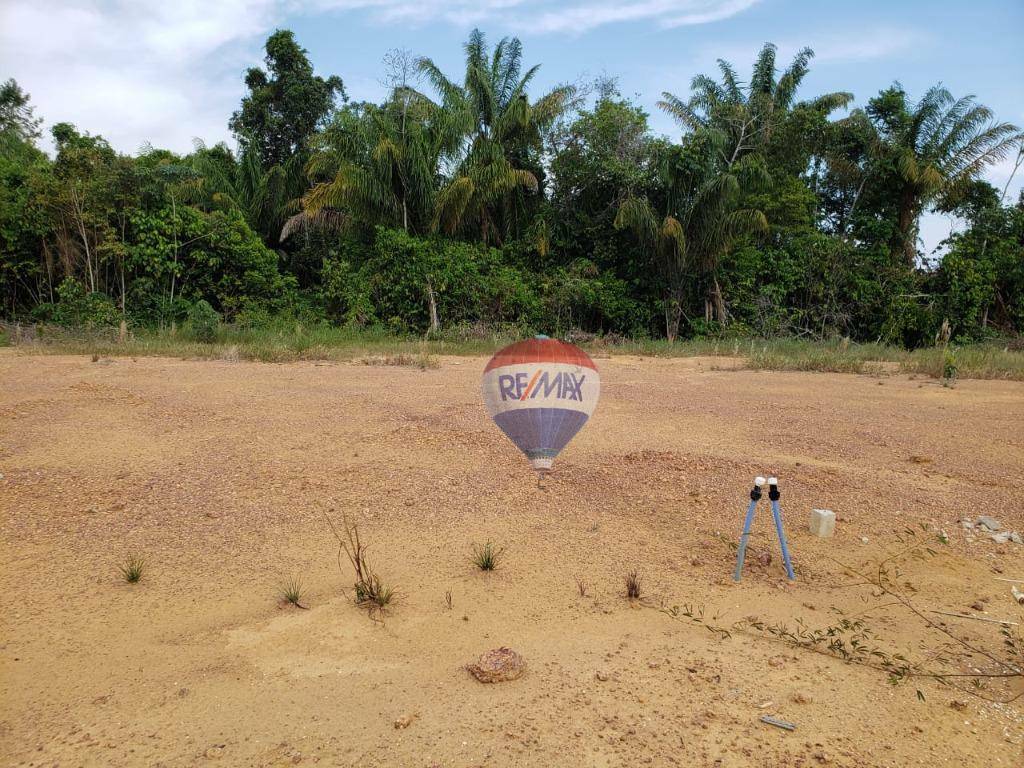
[2,0,1022,255]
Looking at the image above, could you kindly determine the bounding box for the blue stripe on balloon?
[492,408,589,460]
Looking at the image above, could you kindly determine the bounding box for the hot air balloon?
[481,335,600,476]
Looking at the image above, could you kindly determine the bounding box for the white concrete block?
[810,509,835,538]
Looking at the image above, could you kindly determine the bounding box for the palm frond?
[279,209,348,241]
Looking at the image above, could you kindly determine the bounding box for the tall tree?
[415,29,574,244]
[658,44,852,173]
[617,44,854,335]
[0,79,42,144]
[864,84,1022,264]
[300,76,440,239]
[230,30,345,169]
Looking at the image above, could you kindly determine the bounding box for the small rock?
[204,745,225,759]
[393,713,416,729]
[595,671,609,681]
[767,655,785,668]
[860,536,869,544]
[757,551,772,568]
[791,691,811,704]
[991,532,1011,544]
[950,700,968,711]
[976,516,1001,531]
[466,647,525,683]
[961,519,975,530]
[691,711,714,729]
[1010,532,1022,544]
[970,602,985,611]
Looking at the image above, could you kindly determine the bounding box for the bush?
[187,300,220,342]
[319,228,542,333]
[52,277,120,328]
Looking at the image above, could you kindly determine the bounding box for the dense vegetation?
[2,30,1022,347]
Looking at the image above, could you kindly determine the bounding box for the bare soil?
[1,350,1022,767]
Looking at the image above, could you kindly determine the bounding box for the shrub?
[52,277,120,328]
[187,300,220,342]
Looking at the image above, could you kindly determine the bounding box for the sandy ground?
[1,349,1023,768]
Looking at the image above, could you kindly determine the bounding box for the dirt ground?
[1,349,1022,768]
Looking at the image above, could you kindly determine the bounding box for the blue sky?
[2,1,1022,252]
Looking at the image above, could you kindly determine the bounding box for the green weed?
[472,541,504,571]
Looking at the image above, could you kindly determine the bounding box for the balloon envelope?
[481,336,600,473]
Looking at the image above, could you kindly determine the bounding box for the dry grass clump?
[217,344,240,362]
[625,570,642,600]
[322,510,395,616]
[358,352,438,370]
[574,576,589,597]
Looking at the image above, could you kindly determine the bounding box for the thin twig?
[930,611,1019,627]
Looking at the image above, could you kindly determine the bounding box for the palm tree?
[658,44,853,170]
[615,135,768,338]
[865,84,1022,264]
[183,140,298,244]
[298,95,439,238]
[415,29,574,244]
[619,45,847,335]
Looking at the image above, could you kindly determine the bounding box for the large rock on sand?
[466,647,525,683]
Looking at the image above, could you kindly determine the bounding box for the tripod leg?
[770,499,796,580]
[733,498,758,581]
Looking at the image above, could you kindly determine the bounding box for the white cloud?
[316,0,759,32]
[0,0,759,155]
[806,28,925,63]
[1,0,281,155]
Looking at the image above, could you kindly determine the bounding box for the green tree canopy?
[229,30,345,168]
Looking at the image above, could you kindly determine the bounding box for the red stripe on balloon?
[483,338,597,373]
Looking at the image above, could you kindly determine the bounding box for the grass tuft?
[119,553,146,584]
[625,570,642,600]
[279,577,308,609]
[575,576,589,597]
[321,510,396,617]
[472,541,504,571]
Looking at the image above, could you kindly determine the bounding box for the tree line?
[1,29,1022,346]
